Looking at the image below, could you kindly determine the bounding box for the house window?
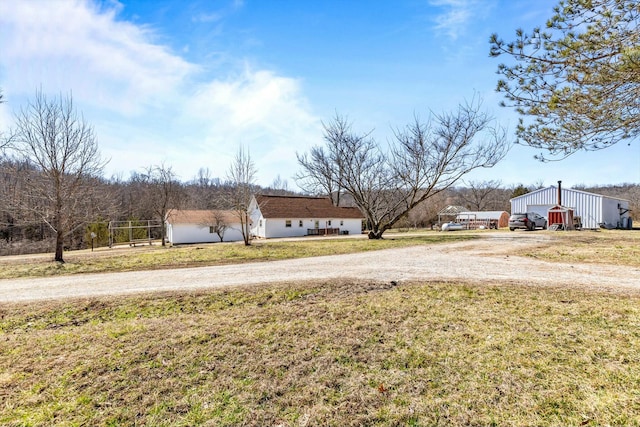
[209,226,215,234]
[299,220,303,227]
[259,219,262,227]
[328,220,332,226]
[285,220,292,227]
[340,220,344,226]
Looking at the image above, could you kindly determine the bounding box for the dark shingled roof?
[254,195,364,219]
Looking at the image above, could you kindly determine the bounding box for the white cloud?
[0,0,196,115]
[429,0,494,40]
[188,67,312,127]
[0,0,320,185]
[180,65,322,183]
[192,12,223,23]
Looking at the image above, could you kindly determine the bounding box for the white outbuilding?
[165,210,244,244]
[510,182,631,229]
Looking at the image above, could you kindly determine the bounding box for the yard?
[0,232,475,280]
[1,229,640,426]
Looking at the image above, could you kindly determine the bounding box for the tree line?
[2,143,637,258]
[0,155,293,257]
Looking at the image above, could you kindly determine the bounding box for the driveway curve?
[1,234,639,302]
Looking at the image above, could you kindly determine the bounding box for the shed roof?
[166,209,238,225]
[254,194,364,219]
[438,205,468,216]
[457,211,509,220]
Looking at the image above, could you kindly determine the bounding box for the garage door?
[528,204,555,220]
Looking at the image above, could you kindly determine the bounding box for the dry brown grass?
[524,230,640,267]
[3,229,639,281]
[2,229,640,425]
[0,233,476,279]
[2,279,640,426]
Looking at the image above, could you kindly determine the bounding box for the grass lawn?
[2,229,640,426]
[2,280,640,426]
[525,229,640,267]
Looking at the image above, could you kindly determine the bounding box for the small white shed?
[165,210,244,244]
[510,184,630,229]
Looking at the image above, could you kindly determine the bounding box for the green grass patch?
[2,280,640,426]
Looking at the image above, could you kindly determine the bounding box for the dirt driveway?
[1,233,639,302]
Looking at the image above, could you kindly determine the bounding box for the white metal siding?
[579,194,601,229]
[510,187,557,215]
[527,204,555,219]
[602,197,630,228]
[510,186,629,229]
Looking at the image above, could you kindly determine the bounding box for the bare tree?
[186,167,215,209]
[0,89,9,151]
[270,174,290,192]
[407,190,451,229]
[296,117,354,206]
[8,90,107,262]
[456,180,504,211]
[297,99,509,239]
[198,210,229,242]
[0,159,40,248]
[194,167,214,188]
[142,163,183,246]
[226,146,257,246]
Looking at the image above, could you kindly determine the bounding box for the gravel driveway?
[1,233,639,302]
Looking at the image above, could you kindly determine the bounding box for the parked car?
[509,213,547,231]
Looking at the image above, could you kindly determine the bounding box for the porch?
[307,228,347,236]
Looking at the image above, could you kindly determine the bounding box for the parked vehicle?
[508,213,547,231]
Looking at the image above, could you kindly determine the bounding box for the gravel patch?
[1,233,639,302]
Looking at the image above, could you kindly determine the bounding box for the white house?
[510,184,631,229]
[165,210,244,244]
[249,194,364,239]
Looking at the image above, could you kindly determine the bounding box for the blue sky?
[1,0,638,189]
